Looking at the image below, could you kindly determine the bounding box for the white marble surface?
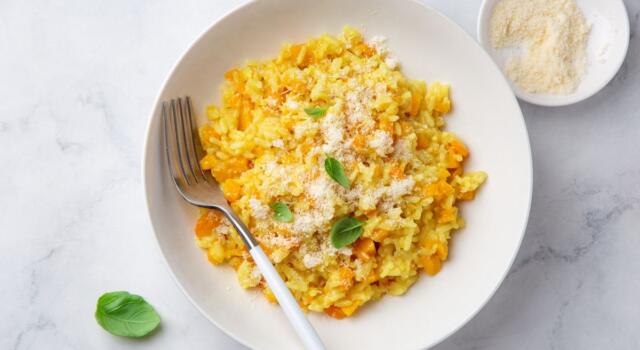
[1,0,638,349]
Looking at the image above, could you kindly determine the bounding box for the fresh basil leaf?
[330,217,364,248]
[324,155,350,189]
[95,291,160,338]
[270,202,294,222]
[304,106,328,119]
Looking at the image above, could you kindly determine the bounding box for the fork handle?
[249,245,326,350]
[220,208,325,349]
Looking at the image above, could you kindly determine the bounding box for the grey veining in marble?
[1,0,638,349]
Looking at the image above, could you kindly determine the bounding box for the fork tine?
[177,97,206,183]
[184,96,209,181]
[171,99,192,185]
[163,101,184,187]
[176,98,198,183]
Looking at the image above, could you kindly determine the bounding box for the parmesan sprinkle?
[321,113,345,155]
[263,233,300,249]
[265,96,278,106]
[248,198,270,219]
[215,220,232,235]
[490,0,590,94]
[384,56,399,70]
[387,177,416,199]
[345,82,374,130]
[369,130,393,157]
[286,100,299,110]
[367,35,388,55]
[303,253,323,268]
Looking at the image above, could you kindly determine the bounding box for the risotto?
[194,27,486,319]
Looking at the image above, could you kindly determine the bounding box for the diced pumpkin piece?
[390,162,405,179]
[409,91,422,116]
[445,153,461,169]
[353,134,366,149]
[194,210,222,237]
[420,255,442,276]
[341,303,360,317]
[438,207,458,224]
[436,242,448,261]
[262,286,277,304]
[457,190,476,201]
[224,68,239,81]
[366,269,380,283]
[371,229,390,242]
[221,179,242,202]
[200,154,217,170]
[339,267,355,290]
[422,239,449,260]
[379,119,393,133]
[353,237,376,262]
[199,125,218,148]
[356,43,376,57]
[324,306,347,320]
[238,100,253,131]
[416,133,430,149]
[423,180,454,198]
[449,139,469,158]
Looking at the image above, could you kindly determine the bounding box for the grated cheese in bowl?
[489,0,591,94]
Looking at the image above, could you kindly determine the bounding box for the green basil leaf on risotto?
[95,291,160,338]
[330,217,364,248]
[304,106,328,119]
[324,156,349,188]
[270,202,294,222]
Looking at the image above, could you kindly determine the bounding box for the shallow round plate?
[477,0,630,106]
[143,0,532,348]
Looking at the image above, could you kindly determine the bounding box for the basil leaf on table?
[330,217,364,248]
[270,202,294,222]
[324,155,350,189]
[95,291,161,338]
[304,106,328,119]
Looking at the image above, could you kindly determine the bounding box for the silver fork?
[163,97,325,350]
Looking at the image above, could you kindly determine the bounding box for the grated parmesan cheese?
[286,99,299,110]
[367,35,388,55]
[215,220,232,236]
[490,0,590,94]
[384,56,399,69]
[320,113,346,155]
[393,136,414,161]
[345,83,374,130]
[265,96,278,107]
[294,120,318,139]
[369,130,393,157]
[249,198,270,219]
[387,177,416,199]
[303,253,323,268]
[262,233,300,249]
[326,245,352,257]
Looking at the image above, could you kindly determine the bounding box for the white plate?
[477,0,630,106]
[143,0,532,348]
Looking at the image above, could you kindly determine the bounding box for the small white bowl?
[478,0,630,106]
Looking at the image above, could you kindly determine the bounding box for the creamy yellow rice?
[194,27,486,319]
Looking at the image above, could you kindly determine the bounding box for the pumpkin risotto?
[194,27,486,319]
